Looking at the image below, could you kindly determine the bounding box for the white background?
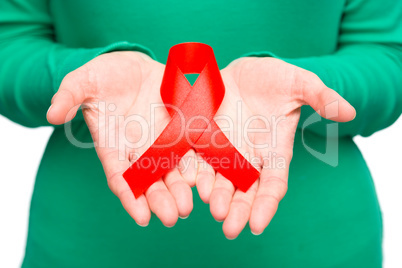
[0,115,401,267]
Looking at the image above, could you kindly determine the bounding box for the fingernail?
[251,230,262,236]
[179,215,189,219]
[137,222,149,227]
[47,105,53,115]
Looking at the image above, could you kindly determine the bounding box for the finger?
[145,178,179,227]
[178,149,197,187]
[104,150,151,227]
[249,167,288,235]
[195,154,216,203]
[47,69,91,125]
[209,172,235,222]
[164,168,193,218]
[222,180,259,240]
[299,70,356,122]
[110,175,152,227]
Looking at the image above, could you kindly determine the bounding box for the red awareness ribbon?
[123,42,260,198]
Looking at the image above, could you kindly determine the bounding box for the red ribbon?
[123,43,260,198]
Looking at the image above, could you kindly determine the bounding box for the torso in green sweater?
[1,0,401,267]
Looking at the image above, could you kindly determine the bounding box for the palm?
[196,57,355,239]
[219,58,302,167]
[48,52,196,227]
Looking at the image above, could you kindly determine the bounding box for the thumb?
[47,70,91,125]
[300,71,356,122]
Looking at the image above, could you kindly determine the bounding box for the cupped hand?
[47,51,198,227]
[195,57,356,239]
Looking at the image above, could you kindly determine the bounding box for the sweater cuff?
[53,41,156,92]
[241,51,334,91]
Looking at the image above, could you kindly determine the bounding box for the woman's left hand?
[195,57,356,239]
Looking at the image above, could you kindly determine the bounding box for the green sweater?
[0,0,401,267]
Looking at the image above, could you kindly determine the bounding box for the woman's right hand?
[47,51,198,227]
